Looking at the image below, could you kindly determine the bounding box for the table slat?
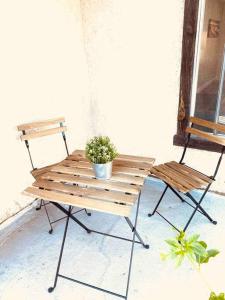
[33,180,136,205]
[24,187,131,217]
[41,172,140,195]
[51,165,145,185]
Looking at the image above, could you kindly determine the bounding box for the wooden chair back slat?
[17,117,65,131]
[189,117,225,133]
[17,117,66,141]
[185,117,225,146]
[186,127,225,146]
[20,126,67,141]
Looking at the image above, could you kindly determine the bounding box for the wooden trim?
[17,117,65,131]
[173,0,225,153]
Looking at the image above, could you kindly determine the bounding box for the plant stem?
[188,257,213,292]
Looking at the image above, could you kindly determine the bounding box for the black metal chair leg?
[36,199,43,211]
[148,185,168,217]
[125,217,149,249]
[186,192,217,225]
[183,186,212,232]
[85,209,91,216]
[43,202,54,234]
[48,205,72,293]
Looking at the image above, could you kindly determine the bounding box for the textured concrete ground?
[1,178,225,300]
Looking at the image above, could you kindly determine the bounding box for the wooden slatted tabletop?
[24,150,155,217]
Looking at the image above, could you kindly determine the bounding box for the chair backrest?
[186,117,225,146]
[17,117,67,141]
[17,117,69,170]
[180,117,225,179]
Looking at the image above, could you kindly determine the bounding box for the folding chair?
[17,117,90,233]
[148,116,225,232]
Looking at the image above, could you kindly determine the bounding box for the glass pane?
[194,0,225,133]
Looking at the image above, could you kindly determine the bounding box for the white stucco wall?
[0,0,91,223]
[80,0,225,192]
[1,0,224,224]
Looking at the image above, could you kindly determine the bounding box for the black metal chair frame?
[21,121,90,234]
[48,190,149,299]
[148,124,225,233]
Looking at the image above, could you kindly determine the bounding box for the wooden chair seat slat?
[151,161,212,193]
[167,161,212,184]
[151,168,188,193]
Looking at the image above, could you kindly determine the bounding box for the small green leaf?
[209,292,225,300]
[165,239,179,248]
[199,240,207,249]
[187,234,200,243]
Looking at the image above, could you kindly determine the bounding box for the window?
[174,0,225,152]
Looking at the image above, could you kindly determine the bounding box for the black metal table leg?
[125,217,149,249]
[125,191,142,300]
[48,205,72,293]
[47,191,148,299]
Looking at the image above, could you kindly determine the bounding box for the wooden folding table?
[24,150,155,299]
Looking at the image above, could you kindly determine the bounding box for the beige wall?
[198,0,225,87]
[0,0,91,223]
[81,0,225,193]
[1,0,225,224]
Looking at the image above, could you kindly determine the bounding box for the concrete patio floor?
[1,178,225,300]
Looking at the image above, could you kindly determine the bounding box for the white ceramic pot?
[93,161,112,179]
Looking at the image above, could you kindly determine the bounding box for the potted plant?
[85,136,118,180]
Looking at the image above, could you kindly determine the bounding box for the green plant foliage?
[85,136,118,164]
[161,231,219,268]
[209,292,225,300]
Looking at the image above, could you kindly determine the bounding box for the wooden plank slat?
[24,187,131,217]
[154,165,194,191]
[71,150,154,170]
[33,180,136,205]
[31,163,60,179]
[17,117,65,131]
[151,168,188,193]
[72,149,155,164]
[20,126,67,141]
[60,160,149,177]
[51,165,145,185]
[186,127,225,146]
[68,155,152,170]
[161,164,203,189]
[167,161,212,184]
[41,172,140,195]
[190,116,225,134]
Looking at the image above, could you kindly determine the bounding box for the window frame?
[173,0,222,153]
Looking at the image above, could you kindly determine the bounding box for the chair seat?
[150,161,213,193]
[31,163,60,179]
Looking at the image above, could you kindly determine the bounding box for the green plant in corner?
[161,231,223,300]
